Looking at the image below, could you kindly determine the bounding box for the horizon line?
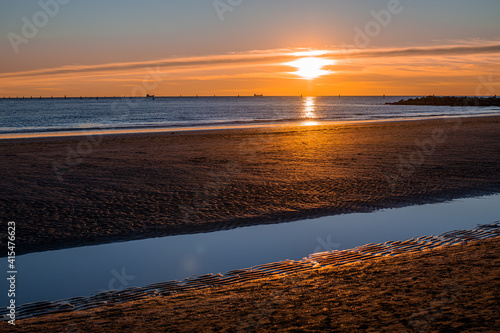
[1,94,498,99]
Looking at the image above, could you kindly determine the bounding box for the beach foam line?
[1,221,498,321]
[2,114,500,140]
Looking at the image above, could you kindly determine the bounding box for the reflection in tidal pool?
[1,194,499,307]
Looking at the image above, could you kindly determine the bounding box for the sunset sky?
[1,0,499,97]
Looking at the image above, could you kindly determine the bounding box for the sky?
[1,0,499,96]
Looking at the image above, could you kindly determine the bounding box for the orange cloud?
[1,43,499,97]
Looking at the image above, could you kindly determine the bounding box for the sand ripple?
[2,221,498,321]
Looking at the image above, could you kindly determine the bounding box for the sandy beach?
[2,235,498,332]
[3,1,500,330]
[1,116,500,255]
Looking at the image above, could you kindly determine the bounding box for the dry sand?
[1,116,500,255]
[2,237,498,332]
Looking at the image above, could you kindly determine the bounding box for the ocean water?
[0,96,499,135]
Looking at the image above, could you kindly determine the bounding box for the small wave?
[0,117,332,135]
[2,97,500,135]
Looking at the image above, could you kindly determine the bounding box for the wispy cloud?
[2,44,499,80]
[339,44,500,59]
[0,52,298,79]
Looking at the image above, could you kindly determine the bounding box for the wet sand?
[3,235,499,332]
[2,222,497,321]
[1,116,500,255]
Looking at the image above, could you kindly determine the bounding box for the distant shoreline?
[1,95,498,99]
[387,95,500,106]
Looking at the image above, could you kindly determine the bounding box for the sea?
[0,96,499,135]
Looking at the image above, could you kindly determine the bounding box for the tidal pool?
[2,193,499,307]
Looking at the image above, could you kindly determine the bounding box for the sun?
[285,57,335,80]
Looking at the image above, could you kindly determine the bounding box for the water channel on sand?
[2,193,499,307]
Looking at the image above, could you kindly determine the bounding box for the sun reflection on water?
[302,97,319,125]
